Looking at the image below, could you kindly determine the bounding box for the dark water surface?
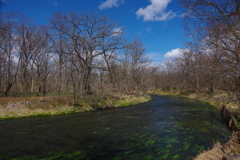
[0,95,230,160]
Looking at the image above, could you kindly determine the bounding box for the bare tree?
[49,13,69,95]
[182,0,240,99]
[0,11,154,99]
[15,13,40,96]
[50,12,125,98]
[124,38,149,96]
[31,26,52,96]
[0,12,19,97]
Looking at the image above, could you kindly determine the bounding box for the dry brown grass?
[194,132,240,160]
[0,94,151,119]
[0,95,82,119]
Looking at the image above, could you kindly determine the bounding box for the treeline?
[1,0,239,105]
[0,11,158,99]
[156,0,240,102]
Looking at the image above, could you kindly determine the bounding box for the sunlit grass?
[115,95,151,107]
[0,94,151,120]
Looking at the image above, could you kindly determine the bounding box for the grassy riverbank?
[152,90,239,110]
[0,94,151,120]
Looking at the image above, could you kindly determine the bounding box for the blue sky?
[0,0,186,63]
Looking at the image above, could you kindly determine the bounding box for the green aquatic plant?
[186,136,194,140]
[183,141,191,150]
[125,150,134,154]
[144,155,154,159]
[193,144,205,153]
[146,140,155,146]
[160,153,169,159]
[163,135,180,144]
[204,121,212,126]
[172,154,180,160]
[126,116,137,119]
[166,144,173,148]
[43,150,87,160]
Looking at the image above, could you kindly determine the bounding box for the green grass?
[236,118,240,126]
[119,102,135,107]
[0,109,81,120]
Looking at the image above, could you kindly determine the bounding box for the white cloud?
[136,0,176,21]
[164,48,187,59]
[99,0,124,10]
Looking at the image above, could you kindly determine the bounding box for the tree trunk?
[4,83,12,97]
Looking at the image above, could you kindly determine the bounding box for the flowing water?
[0,95,230,160]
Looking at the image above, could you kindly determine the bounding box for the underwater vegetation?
[0,95,230,159]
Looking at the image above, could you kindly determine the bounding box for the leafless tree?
[124,38,149,96]
[50,12,125,99]
[14,13,40,97]
[181,0,240,99]
[0,11,156,99]
[0,12,19,97]
[31,26,52,96]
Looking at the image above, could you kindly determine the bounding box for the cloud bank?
[136,0,176,21]
[164,48,187,59]
[99,0,124,10]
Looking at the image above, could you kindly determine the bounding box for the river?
[0,95,231,160]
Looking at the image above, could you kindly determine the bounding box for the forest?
[0,0,239,106]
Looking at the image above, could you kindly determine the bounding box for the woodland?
[0,0,240,106]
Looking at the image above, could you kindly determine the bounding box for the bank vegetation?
[0,0,240,116]
[0,94,150,119]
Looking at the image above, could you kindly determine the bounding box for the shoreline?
[0,94,151,120]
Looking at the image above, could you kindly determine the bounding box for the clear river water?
[0,95,231,160]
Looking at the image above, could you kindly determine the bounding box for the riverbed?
[0,95,231,159]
